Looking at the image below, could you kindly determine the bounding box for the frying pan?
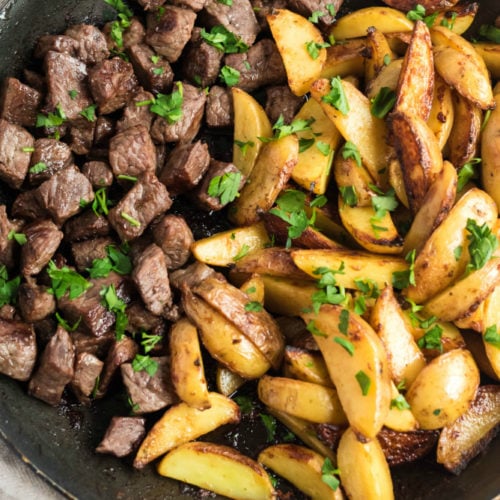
[0,0,499,498]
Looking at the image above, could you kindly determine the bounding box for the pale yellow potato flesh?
[216,364,246,396]
[321,40,366,79]
[479,285,500,379]
[384,382,419,432]
[364,28,394,84]
[427,75,454,150]
[366,58,403,99]
[261,275,317,316]
[473,42,500,79]
[283,345,333,387]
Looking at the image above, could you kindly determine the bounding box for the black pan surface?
[0,0,499,498]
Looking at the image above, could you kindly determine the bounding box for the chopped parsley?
[29,162,48,174]
[305,40,330,60]
[79,104,97,122]
[433,408,441,416]
[417,324,443,351]
[245,301,263,312]
[55,312,82,332]
[310,264,346,314]
[152,67,164,76]
[0,266,20,307]
[104,0,133,49]
[92,187,112,216]
[217,0,233,5]
[342,141,361,166]
[87,245,132,279]
[117,174,138,182]
[100,284,128,340]
[262,115,314,142]
[355,370,371,396]
[392,249,416,289]
[234,139,254,156]
[383,53,391,66]
[406,4,438,27]
[308,10,325,23]
[299,137,315,153]
[465,218,498,273]
[200,25,249,54]
[354,279,380,299]
[322,76,349,115]
[207,171,242,205]
[370,87,396,119]
[47,261,92,299]
[121,211,141,227]
[484,324,500,349]
[440,11,457,30]
[316,141,331,156]
[339,185,357,207]
[132,354,159,377]
[390,393,410,411]
[36,103,66,128]
[233,244,250,262]
[7,230,27,245]
[234,394,254,414]
[338,309,349,334]
[321,457,340,491]
[68,89,78,100]
[479,24,500,43]
[370,184,398,220]
[149,82,184,123]
[150,55,160,64]
[334,336,354,356]
[219,65,240,86]
[306,320,328,337]
[454,245,463,261]
[140,331,163,353]
[260,413,277,442]
[457,158,480,192]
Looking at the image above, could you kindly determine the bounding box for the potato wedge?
[170,317,210,410]
[258,444,343,500]
[433,2,478,35]
[427,75,454,150]
[258,375,347,425]
[384,382,419,432]
[463,330,499,380]
[321,39,366,79]
[133,392,240,468]
[232,87,272,177]
[380,0,459,13]
[364,28,394,84]
[480,285,500,379]
[216,365,246,396]
[387,156,409,208]
[337,427,394,500]
[366,58,403,100]
[406,349,480,430]
[394,20,434,121]
[230,134,298,226]
[157,442,275,500]
[437,385,500,474]
[267,9,326,96]
[473,42,500,80]
[283,345,333,387]
[240,273,265,304]
[191,222,270,267]
[301,305,392,438]
[385,31,412,56]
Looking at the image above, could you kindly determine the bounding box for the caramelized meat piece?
[65,24,110,65]
[0,77,42,127]
[96,416,146,457]
[71,236,115,272]
[17,279,57,323]
[28,138,73,186]
[205,86,233,128]
[71,351,104,402]
[128,44,173,94]
[116,89,155,133]
[82,161,114,188]
[64,209,110,242]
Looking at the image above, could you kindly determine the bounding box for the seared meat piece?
[128,44,173,94]
[287,0,342,28]
[116,89,155,133]
[0,205,23,269]
[34,35,77,59]
[109,124,156,178]
[251,0,287,29]
[194,159,245,211]
[206,86,233,128]
[17,279,56,323]
[170,261,224,290]
[44,51,93,122]
[171,0,207,11]
[21,219,63,276]
[0,118,34,189]
[0,77,42,127]
[36,165,94,226]
[126,301,167,338]
[23,69,46,93]
[152,214,194,270]
[159,140,210,195]
[225,39,287,92]
[0,305,17,321]
[12,190,46,221]
[150,82,206,144]
[181,28,223,88]
[82,161,114,188]
[201,0,260,45]
[315,423,344,451]
[121,356,178,413]
[137,0,166,10]
[71,351,104,402]
[28,326,75,406]
[94,116,115,146]
[265,85,304,125]
[28,138,73,186]
[0,319,37,381]
[108,172,172,241]
[96,416,146,457]
[104,17,146,51]
[89,57,139,114]
[71,330,114,357]
[64,209,110,242]
[65,24,110,65]
[71,236,115,272]
[68,120,96,155]
[132,244,173,317]
[145,6,196,63]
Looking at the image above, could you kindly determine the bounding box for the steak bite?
[287,0,342,28]
[0,118,34,189]
[28,326,75,405]
[137,0,166,10]
[0,205,24,269]
[17,279,57,323]
[94,115,115,146]
[71,236,115,272]
[64,209,110,242]
[116,89,155,133]
[104,17,146,51]
[0,77,42,127]
[265,85,304,124]
[96,416,146,457]
[65,24,110,65]
[82,160,114,188]
[0,318,37,381]
[71,351,104,402]
[126,301,167,337]
[205,86,233,128]
[28,138,74,186]
[12,190,46,222]
[128,44,174,94]
[34,35,78,59]
[108,172,172,241]
[68,120,96,155]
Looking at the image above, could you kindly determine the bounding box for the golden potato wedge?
[371,285,426,386]
[134,392,240,468]
[291,98,341,194]
[337,427,394,500]
[258,375,347,425]
[366,58,403,100]
[390,110,443,213]
[258,444,343,500]
[403,160,457,255]
[304,205,358,247]
[240,273,265,304]
[480,285,500,379]
[183,290,271,379]
[433,2,478,35]
[454,300,486,332]
[405,187,498,304]
[261,275,317,316]
[364,28,394,84]
[427,75,454,150]
[381,0,459,13]
[385,31,412,56]
[267,9,326,96]
[216,364,246,396]
[387,156,409,208]
[283,345,333,387]
[473,42,500,80]
[384,382,419,432]
[406,349,480,430]
[394,20,434,121]
[330,6,413,40]
[157,442,275,500]
[301,305,392,438]
[169,317,210,410]
[191,222,271,267]
[230,134,298,226]
[321,39,366,79]
[311,78,388,187]
[232,87,272,177]
[437,385,500,474]
[463,330,499,380]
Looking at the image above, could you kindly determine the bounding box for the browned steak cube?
[12,191,46,221]
[34,35,77,59]
[137,0,166,10]
[103,17,146,51]
[71,236,115,272]
[126,301,166,337]
[170,261,225,290]
[71,351,104,402]
[128,44,173,94]
[171,0,207,11]
[206,85,233,128]
[96,416,145,457]
[28,138,73,186]
[17,279,56,323]
[0,205,24,269]
[94,116,115,146]
[64,209,110,242]
[265,85,304,125]
[68,119,96,155]
[0,77,42,127]
[287,0,341,28]
[65,24,110,65]
[71,330,113,358]
[82,161,114,188]
[116,89,155,132]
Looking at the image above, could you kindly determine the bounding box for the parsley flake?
[334,336,354,355]
[322,76,349,115]
[132,354,159,377]
[207,171,242,205]
[355,370,371,396]
[200,25,249,54]
[100,284,128,339]
[338,309,349,334]
[245,301,263,312]
[484,324,500,349]
[121,211,141,227]
[220,65,240,86]
[370,87,396,119]
[339,185,358,207]
[149,82,184,123]
[47,261,92,299]
[36,104,66,128]
[417,324,443,351]
[80,104,97,122]
[305,40,330,60]
[233,244,250,262]
[321,457,340,491]
[7,230,27,245]
[260,413,277,442]
[306,320,327,337]
[234,139,254,155]
[29,162,48,174]
[390,393,411,411]
[457,158,480,192]
[465,219,498,272]
[68,89,78,100]
[479,24,500,43]
[342,141,361,166]
[0,266,20,307]
[392,249,416,289]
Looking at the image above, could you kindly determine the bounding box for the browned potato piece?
[364,28,393,84]
[321,39,366,79]
[474,42,500,79]
[240,273,265,304]
[366,58,403,99]
[388,156,410,208]
[427,75,454,150]
[479,285,500,379]
[283,345,333,387]
[216,365,246,396]
[384,382,419,432]
[433,3,479,34]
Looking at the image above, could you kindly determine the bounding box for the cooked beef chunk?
[109,124,156,178]
[71,236,115,272]
[82,161,114,188]
[251,0,287,29]
[104,17,146,51]
[128,44,173,94]
[34,35,78,59]
[71,330,114,357]
[170,261,224,290]
[126,301,167,338]
[36,165,94,226]
[17,279,56,323]
[0,319,36,381]
[137,0,166,10]
[287,0,342,28]
[89,57,139,115]
[121,356,177,413]
[108,172,172,241]
[181,28,223,88]
[206,86,233,128]
[224,39,287,92]
[68,120,96,155]
[116,89,155,133]
[71,351,104,402]
[65,24,110,65]
[94,116,115,146]
[23,69,46,93]
[64,209,110,242]
[0,119,34,189]
[0,77,42,127]
[315,423,343,451]
[0,304,17,321]
[44,51,93,122]
[28,138,73,186]
[132,244,173,317]
[194,159,245,211]
[171,0,206,10]
[96,416,146,457]
[201,0,260,45]
[145,6,196,63]
[265,85,304,124]
[0,205,23,269]
[21,220,63,276]
[28,326,75,405]
[152,214,194,270]
[12,190,46,221]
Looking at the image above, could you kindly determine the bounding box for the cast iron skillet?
[0,0,499,498]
